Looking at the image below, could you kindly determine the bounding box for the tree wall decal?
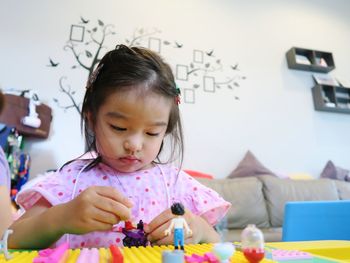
[49,17,246,114]
[52,18,116,114]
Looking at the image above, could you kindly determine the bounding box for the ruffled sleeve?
[0,148,10,190]
[16,161,84,210]
[175,171,231,226]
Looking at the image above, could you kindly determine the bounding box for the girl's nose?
[124,136,142,153]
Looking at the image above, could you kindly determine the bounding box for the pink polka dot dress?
[16,160,231,248]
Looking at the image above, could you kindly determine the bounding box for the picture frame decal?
[176,65,188,81]
[203,76,215,92]
[69,25,85,42]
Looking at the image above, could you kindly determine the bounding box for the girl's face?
[93,86,173,173]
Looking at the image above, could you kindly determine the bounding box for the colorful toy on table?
[1,243,278,262]
[270,249,313,261]
[162,250,184,263]
[109,244,123,263]
[184,252,219,263]
[0,229,13,260]
[212,242,235,263]
[164,203,192,251]
[212,216,235,263]
[76,248,99,263]
[121,220,149,247]
[241,224,265,263]
[33,242,69,263]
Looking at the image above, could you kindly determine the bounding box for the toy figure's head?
[171,202,185,216]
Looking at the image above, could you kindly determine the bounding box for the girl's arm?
[0,186,13,237]
[9,186,133,249]
[9,197,65,248]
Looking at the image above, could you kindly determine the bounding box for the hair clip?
[175,86,181,105]
[86,63,104,90]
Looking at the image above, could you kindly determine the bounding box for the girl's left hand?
[144,208,219,245]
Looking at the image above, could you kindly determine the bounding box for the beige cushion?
[197,177,270,229]
[259,176,339,227]
[334,180,350,199]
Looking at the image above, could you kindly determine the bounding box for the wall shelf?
[286,47,335,73]
[312,84,350,114]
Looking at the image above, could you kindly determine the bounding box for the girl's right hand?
[60,186,133,235]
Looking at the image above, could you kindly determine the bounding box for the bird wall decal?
[231,63,239,70]
[175,41,183,48]
[206,49,214,56]
[47,58,59,67]
[80,16,89,24]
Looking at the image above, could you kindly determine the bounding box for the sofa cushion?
[197,177,270,229]
[259,176,339,227]
[334,180,350,200]
[227,151,276,178]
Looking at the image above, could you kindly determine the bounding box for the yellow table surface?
[267,240,350,262]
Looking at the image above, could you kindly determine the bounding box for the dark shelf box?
[286,47,335,73]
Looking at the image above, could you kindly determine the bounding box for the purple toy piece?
[122,220,148,247]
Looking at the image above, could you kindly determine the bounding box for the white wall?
[1,0,349,178]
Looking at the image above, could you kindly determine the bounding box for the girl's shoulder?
[157,164,194,182]
[58,158,96,174]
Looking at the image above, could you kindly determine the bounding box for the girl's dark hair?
[81,44,184,170]
[170,202,185,216]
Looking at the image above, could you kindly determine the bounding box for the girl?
[9,45,231,249]
[0,91,13,238]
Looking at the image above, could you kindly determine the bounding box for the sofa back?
[197,177,270,229]
[197,176,344,229]
[259,176,339,227]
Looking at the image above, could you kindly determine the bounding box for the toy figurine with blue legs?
[164,202,192,250]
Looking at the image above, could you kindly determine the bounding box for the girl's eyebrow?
[106,111,126,119]
[105,112,168,127]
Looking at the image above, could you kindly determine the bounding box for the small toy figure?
[122,220,148,247]
[164,203,192,250]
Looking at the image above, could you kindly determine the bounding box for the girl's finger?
[94,186,133,208]
[89,220,114,232]
[90,206,121,225]
[145,208,173,233]
[94,195,131,221]
[154,234,174,246]
[147,220,172,242]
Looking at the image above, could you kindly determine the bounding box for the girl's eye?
[111,125,126,131]
[146,132,159,137]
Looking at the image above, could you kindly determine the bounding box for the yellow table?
[267,240,350,262]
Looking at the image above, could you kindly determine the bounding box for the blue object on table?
[162,250,184,263]
[282,200,350,241]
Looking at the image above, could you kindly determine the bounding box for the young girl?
[9,45,231,249]
[0,91,13,238]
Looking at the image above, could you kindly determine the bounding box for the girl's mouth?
[120,156,140,164]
